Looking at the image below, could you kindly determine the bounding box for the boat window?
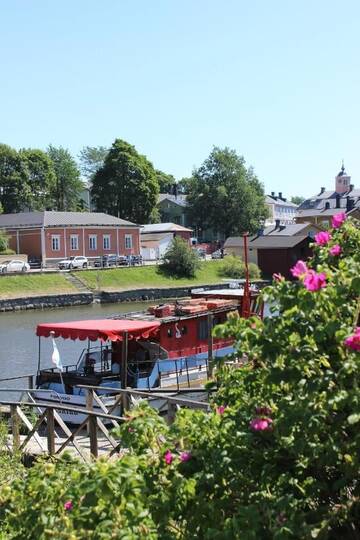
[198,319,209,340]
[167,328,173,337]
[181,325,187,335]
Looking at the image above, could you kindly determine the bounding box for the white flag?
[51,337,63,372]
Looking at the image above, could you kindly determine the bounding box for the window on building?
[51,235,60,251]
[70,235,79,251]
[125,234,132,249]
[103,235,111,250]
[89,235,97,250]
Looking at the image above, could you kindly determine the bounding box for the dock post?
[86,389,94,436]
[89,415,98,459]
[28,375,34,389]
[46,409,55,455]
[121,331,128,390]
[207,313,214,377]
[10,405,20,452]
[167,401,177,423]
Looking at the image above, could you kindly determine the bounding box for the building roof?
[224,222,316,248]
[265,195,298,208]
[141,222,192,234]
[140,232,172,243]
[158,193,188,207]
[0,211,138,228]
[249,235,309,249]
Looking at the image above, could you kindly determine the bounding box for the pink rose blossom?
[332,212,346,229]
[329,244,342,256]
[303,270,327,292]
[164,450,173,465]
[180,451,192,462]
[344,328,360,351]
[250,417,273,431]
[64,501,73,511]
[315,231,332,246]
[290,260,308,278]
[216,405,227,415]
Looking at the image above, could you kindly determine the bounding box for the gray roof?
[249,235,309,249]
[224,222,316,248]
[141,222,192,233]
[158,193,188,207]
[140,232,173,242]
[0,211,138,228]
[265,195,298,208]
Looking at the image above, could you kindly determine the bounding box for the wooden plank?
[96,418,118,449]
[16,406,47,452]
[52,410,89,462]
[19,410,47,452]
[88,416,98,459]
[92,392,120,429]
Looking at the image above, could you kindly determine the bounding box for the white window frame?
[103,234,111,250]
[70,234,79,251]
[125,234,132,249]
[51,235,60,251]
[89,235,97,251]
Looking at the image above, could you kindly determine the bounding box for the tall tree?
[78,146,109,180]
[156,169,176,194]
[186,147,268,238]
[91,139,159,223]
[291,195,305,205]
[0,144,30,213]
[19,149,56,210]
[47,145,84,211]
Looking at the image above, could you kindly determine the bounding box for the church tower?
[335,162,351,194]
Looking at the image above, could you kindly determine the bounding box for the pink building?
[0,211,140,266]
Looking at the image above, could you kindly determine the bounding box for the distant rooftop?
[0,211,138,228]
[158,193,188,207]
[141,222,192,234]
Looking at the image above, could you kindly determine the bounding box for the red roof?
[36,319,160,342]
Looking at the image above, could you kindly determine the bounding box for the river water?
[0,301,152,395]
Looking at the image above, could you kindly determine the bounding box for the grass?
[77,261,224,291]
[0,273,77,299]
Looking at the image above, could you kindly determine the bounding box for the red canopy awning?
[36,319,161,342]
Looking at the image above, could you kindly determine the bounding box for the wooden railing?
[0,385,210,462]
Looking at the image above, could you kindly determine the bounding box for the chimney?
[320,187,325,194]
[275,219,280,229]
[336,194,341,209]
[350,184,354,192]
[346,197,355,211]
[271,191,275,197]
[278,192,283,200]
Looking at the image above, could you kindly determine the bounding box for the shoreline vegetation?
[0,261,226,300]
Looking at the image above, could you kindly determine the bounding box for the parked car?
[58,256,88,270]
[28,256,42,269]
[0,259,30,273]
[211,249,225,259]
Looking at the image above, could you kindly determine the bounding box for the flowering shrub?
[0,215,359,539]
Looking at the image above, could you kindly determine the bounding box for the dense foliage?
[186,147,268,238]
[0,214,359,539]
[47,145,85,211]
[78,146,109,181]
[91,139,159,224]
[219,254,261,279]
[162,236,201,278]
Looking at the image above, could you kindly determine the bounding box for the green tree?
[0,144,30,213]
[156,169,175,194]
[291,195,305,205]
[162,236,201,277]
[47,145,84,211]
[19,149,56,210]
[178,176,192,194]
[91,139,159,223]
[78,145,109,180]
[0,230,9,252]
[187,147,268,238]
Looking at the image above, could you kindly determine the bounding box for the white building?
[265,192,298,226]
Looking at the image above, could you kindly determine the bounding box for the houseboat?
[33,286,262,423]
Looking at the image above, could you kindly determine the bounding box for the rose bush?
[0,215,359,539]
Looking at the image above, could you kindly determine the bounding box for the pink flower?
[164,450,173,465]
[64,501,73,511]
[332,212,346,229]
[303,270,327,292]
[273,273,284,282]
[180,451,192,462]
[216,405,226,415]
[329,244,342,256]
[290,260,308,278]
[250,417,273,431]
[344,328,360,351]
[315,231,332,246]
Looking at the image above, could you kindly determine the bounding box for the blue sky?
[1,0,359,198]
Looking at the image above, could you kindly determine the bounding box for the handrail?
[0,374,34,383]
[0,400,125,422]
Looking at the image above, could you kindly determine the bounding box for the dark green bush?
[219,254,261,279]
[161,236,201,278]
